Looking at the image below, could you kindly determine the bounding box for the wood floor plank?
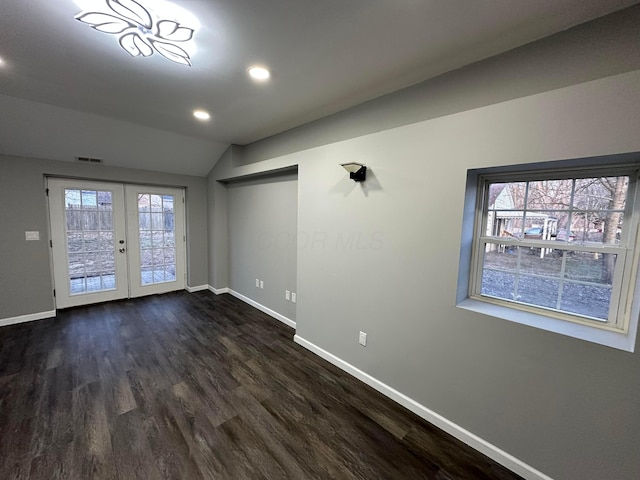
[110,409,163,480]
[70,381,117,480]
[28,441,73,480]
[0,291,524,480]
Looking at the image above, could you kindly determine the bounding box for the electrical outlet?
[291,292,296,303]
[260,280,264,289]
[359,331,367,346]
[256,278,260,287]
[285,290,290,300]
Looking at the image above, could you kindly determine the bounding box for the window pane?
[85,254,101,274]
[139,212,151,230]
[481,244,563,309]
[574,176,628,211]
[560,213,624,246]
[102,273,116,290]
[518,249,563,278]
[70,277,86,294]
[83,232,99,252]
[163,231,175,247]
[66,210,82,231]
[152,231,164,247]
[102,251,115,271]
[153,248,164,265]
[164,248,175,264]
[164,213,175,230]
[83,211,99,230]
[99,232,114,251]
[489,182,526,210]
[151,212,164,230]
[153,269,165,282]
[97,191,112,210]
[162,195,174,212]
[139,231,152,249]
[480,241,619,321]
[560,283,611,321]
[526,179,573,210]
[140,249,153,268]
[138,194,150,211]
[67,232,83,252]
[150,194,163,212]
[141,268,153,285]
[68,253,85,276]
[65,189,81,207]
[165,266,176,282]
[481,244,518,299]
[100,211,112,231]
[517,277,560,309]
[565,252,615,285]
[81,190,97,207]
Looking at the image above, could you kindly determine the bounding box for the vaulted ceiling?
[0,0,637,176]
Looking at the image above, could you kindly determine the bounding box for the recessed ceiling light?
[0,57,5,66]
[248,66,270,81]
[193,110,210,121]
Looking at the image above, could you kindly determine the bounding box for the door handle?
[119,248,126,253]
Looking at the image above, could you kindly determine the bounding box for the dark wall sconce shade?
[341,162,367,182]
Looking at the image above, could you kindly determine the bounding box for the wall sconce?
[340,162,367,182]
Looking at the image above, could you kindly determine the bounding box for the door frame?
[47,177,187,309]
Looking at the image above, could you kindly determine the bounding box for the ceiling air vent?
[75,156,104,164]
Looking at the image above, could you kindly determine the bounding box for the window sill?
[456,297,637,352]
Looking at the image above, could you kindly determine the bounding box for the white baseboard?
[293,335,553,480]
[0,310,56,328]
[227,289,296,329]
[185,284,209,293]
[208,285,230,295]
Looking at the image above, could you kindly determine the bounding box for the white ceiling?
[0,0,637,176]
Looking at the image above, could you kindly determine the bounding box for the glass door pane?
[137,193,177,285]
[65,188,117,294]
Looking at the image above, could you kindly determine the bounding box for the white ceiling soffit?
[0,0,637,175]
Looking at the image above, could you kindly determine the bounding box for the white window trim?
[456,156,640,352]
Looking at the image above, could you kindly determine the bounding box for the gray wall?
[226,174,298,321]
[207,9,640,480]
[207,146,231,290]
[0,155,209,319]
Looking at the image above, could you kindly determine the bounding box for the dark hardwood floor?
[0,291,523,479]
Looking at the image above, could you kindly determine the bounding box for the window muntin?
[471,168,639,332]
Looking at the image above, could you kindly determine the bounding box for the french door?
[48,178,185,308]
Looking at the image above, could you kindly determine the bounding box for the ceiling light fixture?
[193,110,210,121]
[248,66,270,81]
[74,0,198,66]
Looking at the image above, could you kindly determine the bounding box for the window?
[459,161,640,351]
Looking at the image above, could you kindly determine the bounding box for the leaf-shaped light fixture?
[107,0,152,29]
[120,32,154,57]
[149,39,192,66]
[75,0,197,66]
[157,20,194,42]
